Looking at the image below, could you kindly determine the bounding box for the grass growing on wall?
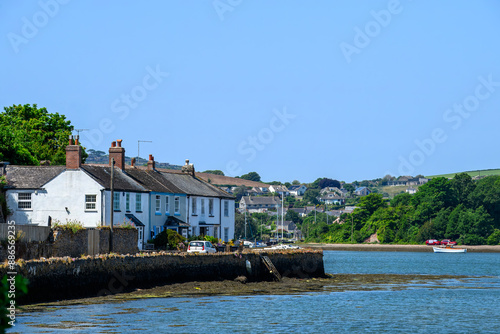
[52,219,85,234]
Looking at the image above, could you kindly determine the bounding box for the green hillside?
[427,169,500,179]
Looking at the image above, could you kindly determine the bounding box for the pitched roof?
[81,165,147,192]
[195,172,270,188]
[124,168,183,193]
[160,171,234,199]
[4,165,65,189]
[288,185,306,191]
[241,196,278,205]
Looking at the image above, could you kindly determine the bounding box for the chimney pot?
[185,159,189,165]
[117,139,122,147]
[68,135,73,145]
[109,140,125,169]
[147,155,155,170]
[131,158,136,167]
[75,135,79,145]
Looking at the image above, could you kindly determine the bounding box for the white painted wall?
[187,196,235,240]
[6,170,103,227]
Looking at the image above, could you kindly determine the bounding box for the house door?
[137,226,144,250]
[199,227,207,237]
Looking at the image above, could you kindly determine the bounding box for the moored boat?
[433,246,467,253]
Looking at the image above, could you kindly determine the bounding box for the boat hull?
[433,246,467,253]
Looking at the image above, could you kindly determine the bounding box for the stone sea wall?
[0,227,138,261]
[2,249,324,304]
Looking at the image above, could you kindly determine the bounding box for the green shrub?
[487,229,500,245]
[153,229,185,250]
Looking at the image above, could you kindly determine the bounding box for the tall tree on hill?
[0,104,87,165]
[240,172,261,182]
[319,178,341,189]
[202,170,225,176]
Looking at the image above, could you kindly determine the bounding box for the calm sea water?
[14,251,500,334]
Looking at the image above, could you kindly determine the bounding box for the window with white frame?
[85,194,97,211]
[201,198,205,215]
[165,196,170,213]
[224,227,229,242]
[136,193,142,212]
[224,200,229,217]
[192,197,197,215]
[214,226,218,239]
[18,193,32,210]
[209,198,214,216]
[125,193,130,212]
[113,192,120,211]
[174,196,180,214]
[155,195,161,213]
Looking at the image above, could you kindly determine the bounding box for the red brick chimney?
[66,135,82,169]
[109,139,125,170]
[147,154,155,170]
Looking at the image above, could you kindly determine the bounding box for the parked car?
[187,241,217,253]
[425,239,441,245]
[440,239,457,246]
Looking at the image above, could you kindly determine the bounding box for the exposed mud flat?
[21,273,482,312]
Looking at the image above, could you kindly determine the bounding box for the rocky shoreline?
[300,243,500,252]
[21,273,477,311]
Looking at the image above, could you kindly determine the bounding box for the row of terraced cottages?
[1,139,235,250]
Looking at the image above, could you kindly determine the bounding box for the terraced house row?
[2,138,235,250]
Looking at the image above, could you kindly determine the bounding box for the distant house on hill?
[355,187,371,196]
[288,185,307,196]
[268,185,289,196]
[289,208,308,217]
[319,194,345,205]
[406,187,417,194]
[239,196,279,211]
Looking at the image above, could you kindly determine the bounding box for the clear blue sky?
[2,1,500,183]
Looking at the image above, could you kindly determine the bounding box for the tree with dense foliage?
[301,173,500,245]
[318,178,341,189]
[202,170,225,175]
[303,189,320,205]
[285,209,301,224]
[344,184,355,197]
[0,104,86,165]
[240,172,261,182]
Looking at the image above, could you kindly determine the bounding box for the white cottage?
[4,138,236,249]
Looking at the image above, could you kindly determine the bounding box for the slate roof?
[4,166,65,189]
[124,169,183,194]
[289,208,307,214]
[164,215,189,227]
[81,165,147,192]
[160,171,234,199]
[125,213,145,227]
[241,196,279,205]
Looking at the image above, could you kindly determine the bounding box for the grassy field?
[426,169,500,179]
[378,185,419,198]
